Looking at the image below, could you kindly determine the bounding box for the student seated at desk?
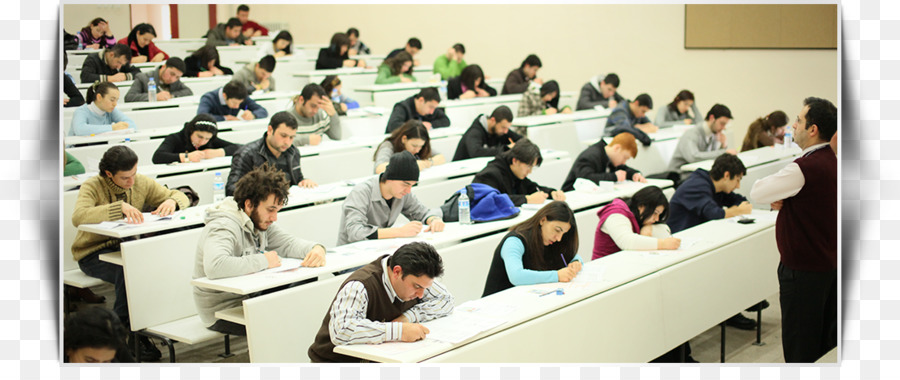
[80,43,141,84]
[387,37,422,66]
[151,114,241,164]
[63,52,85,108]
[517,80,571,117]
[205,17,252,47]
[375,51,415,84]
[193,163,326,336]
[233,55,276,93]
[321,75,360,116]
[482,201,583,297]
[472,138,565,206]
[447,64,496,100]
[605,94,657,147]
[593,186,680,259]
[385,87,450,133]
[71,145,190,361]
[316,33,366,70]
[287,83,342,146]
[561,132,646,192]
[75,17,116,50]
[655,90,701,128]
[64,150,86,176]
[258,31,294,59]
[433,43,466,80]
[184,45,234,78]
[124,57,191,102]
[374,120,446,174]
[69,81,135,136]
[337,151,444,246]
[667,104,737,176]
[308,242,453,362]
[117,23,168,64]
[741,110,788,152]
[452,106,521,161]
[502,54,543,95]
[346,27,371,56]
[198,80,268,122]
[237,4,268,38]
[576,73,623,110]
[64,307,133,363]
[226,112,317,196]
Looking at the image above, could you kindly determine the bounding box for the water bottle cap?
[215,172,221,175]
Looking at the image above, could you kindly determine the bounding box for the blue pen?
[560,253,568,266]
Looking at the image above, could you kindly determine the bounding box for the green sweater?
[433,55,467,80]
[375,64,416,84]
[64,152,85,176]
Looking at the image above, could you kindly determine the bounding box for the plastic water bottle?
[147,77,157,102]
[213,172,225,203]
[439,81,448,101]
[331,89,341,103]
[458,192,472,225]
[783,129,793,149]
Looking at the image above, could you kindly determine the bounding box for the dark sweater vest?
[308,255,418,363]
[776,146,837,272]
[593,199,640,260]
[482,232,570,297]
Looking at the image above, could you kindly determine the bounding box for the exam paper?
[374,339,444,355]
[421,314,507,344]
[255,258,303,275]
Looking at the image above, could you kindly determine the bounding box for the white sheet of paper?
[571,265,606,283]
[421,314,507,344]
[256,257,303,275]
[373,338,444,355]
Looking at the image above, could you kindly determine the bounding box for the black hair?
[190,45,219,68]
[84,17,107,30]
[452,43,465,54]
[165,57,186,74]
[126,23,156,49]
[223,80,247,100]
[225,17,243,29]
[602,73,620,88]
[320,75,341,96]
[634,93,653,109]
[706,103,733,120]
[271,31,293,54]
[269,110,298,131]
[540,80,560,109]
[185,113,218,136]
[521,54,542,68]
[85,81,119,105]
[802,97,837,141]
[387,241,444,279]
[233,162,291,210]
[108,43,132,61]
[258,55,276,72]
[99,145,138,175]
[459,64,484,91]
[64,50,68,70]
[415,87,441,103]
[407,37,422,50]
[625,186,669,226]
[666,90,694,114]
[64,307,132,363]
[383,51,413,76]
[329,32,351,52]
[299,83,327,104]
[346,27,360,38]
[237,4,250,13]
[502,138,542,167]
[510,201,578,271]
[378,120,433,160]
[490,105,514,123]
[709,153,746,181]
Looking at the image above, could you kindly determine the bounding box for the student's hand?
[320,97,336,116]
[608,99,617,109]
[507,138,516,149]
[526,191,548,204]
[658,237,682,250]
[244,39,254,46]
[151,53,166,63]
[640,224,654,237]
[615,170,627,182]
[274,51,287,58]
[561,107,573,114]
[201,149,224,159]
[299,179,318,188]
[186,150,205,162]
[544,108,558,115]
[475,88,490,97]
[264,251,281,268]
[413,59,421,66]
[130,55,148,64]
[422,121,433,130]
[550,190,566,201]
[63,98,69,105]
[301,246,326,267]
[568,260,582,273]
[716,131,727,146]
[86,43,100,50]
[157,91,172,101]
[459,90,477,100]
[557,267,576,282]
[108,72,126,82]
[198,71,214,78]
[533,77,544,85]
[446,48,456,61]
[121,202,143,224]
[684,118,693,124]
[348,48,358,56]
[400,323,429,342]
[725,149,737,155]
[224,115,240,121]
[633,173,647,183]
[111,121,130,131]
[259,78,270,91]
[309,133,323,146]
[636,123,658,134]
[769,200,784,211]
[242,28,254,38]
[424,217,444,232]
[400,76,413,83]
[211,67,225,76]
[151,199,177,217]
[737,201,753,215]
[398,221,424,237]
[340,103,348,112]
[356,59,367,68]
[241,111,255,121]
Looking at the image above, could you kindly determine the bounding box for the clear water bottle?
[331,88,341,103]
[213,172,225,203]
[783,129,792,149]
[439,81,448,101]
[458,192,472,225]
[147,77,157,102]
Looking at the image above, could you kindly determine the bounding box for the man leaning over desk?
[308,241,454,362]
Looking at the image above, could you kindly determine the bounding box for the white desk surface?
[680,145,802,172]
[440,92,575,110]
[66,48,103,55]
[334,209,776,363]
[355,82,439,93]
[73,75,233,91]
[132,61,165,70]
[511,108,612,127]
[292,65,434,78]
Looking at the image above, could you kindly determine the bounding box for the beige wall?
[177,4,210,39]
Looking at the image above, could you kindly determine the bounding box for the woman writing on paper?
[152,114,241,164]
[69,81,135,136]
[592,186,680,260]
[373,120,445,174]
[482,201,583,297]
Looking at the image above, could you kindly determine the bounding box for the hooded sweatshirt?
[576,75,625,110]
[192,197,323,326]
[471,156,556,207]
[151,124,241,164]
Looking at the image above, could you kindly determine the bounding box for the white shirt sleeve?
[600,214,659,251]
[328,281,403,345]
[749,162,805,205]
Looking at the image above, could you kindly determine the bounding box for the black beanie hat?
[383,151,420,181]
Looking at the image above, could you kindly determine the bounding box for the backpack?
[440,183,520,223]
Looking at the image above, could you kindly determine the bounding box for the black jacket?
[446,76,497,100]
[79,52,142,83]
[64,73,84,107]
[472,156,556,207]
[560,140,640,192]
[151,125,241,164]
[452,114,522,161]
[385,96,451,133]
[316,47,351,70]
[225,133,304,196]
[183,55,233,78]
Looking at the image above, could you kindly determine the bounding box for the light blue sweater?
[69,103,136,136]
[500,236,584,286]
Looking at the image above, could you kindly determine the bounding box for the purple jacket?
[593,198,639,260]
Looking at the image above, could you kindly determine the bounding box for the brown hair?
[742,110,788,150]
[382,51,413,76]
[609,132,638,158]
[233,162,290,209]
[375,120,433,160]
[509,201,578,271]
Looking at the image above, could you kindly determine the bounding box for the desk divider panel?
[275,201,344,249]
[301,147,377,185]
[528,157,573,192]
[436,233,505,305]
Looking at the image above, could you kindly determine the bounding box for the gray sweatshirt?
[667,123,727,173]
[654,102,701,128]
[232,62,276,93]
[192,197,322,326]
[124,68,193,102]
[337,176,442,246]
[286,104,342,146]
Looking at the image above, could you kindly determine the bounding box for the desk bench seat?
[63,269,105,289]
[145,315,223,346]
